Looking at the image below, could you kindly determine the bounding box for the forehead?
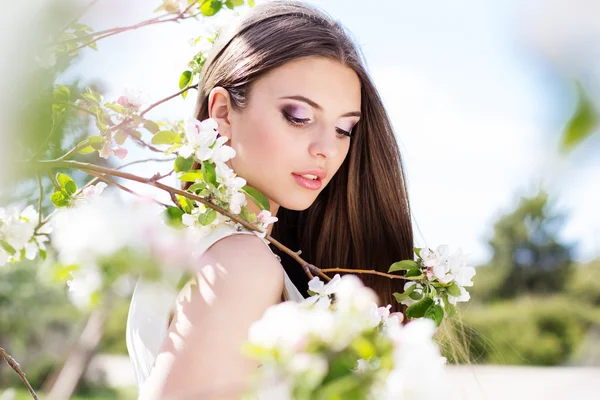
[250,57,362,114]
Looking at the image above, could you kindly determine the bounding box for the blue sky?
[63,0,600,265]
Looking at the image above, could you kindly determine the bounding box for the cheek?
[230,112,292,179]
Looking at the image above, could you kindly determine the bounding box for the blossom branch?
[0,347,39,400]
[64,1,202,54]
[33,157,174,234]
[140,84,199,117]
[86,170,170,208]
[37,159,334,282]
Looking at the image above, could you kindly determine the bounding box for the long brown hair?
[188,0,413,312]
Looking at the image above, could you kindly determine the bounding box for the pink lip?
[292,169,327,180]
[292,173,323,190]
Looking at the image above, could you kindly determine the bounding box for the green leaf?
[179,70,193,90]
[178,170,203,182]
[225,0,243,9]
[51,191,70,207]
[151,130,180,145]
[409,290,423,301]
[446,282,461,297]
[200,0,223,16]
[51,263,79,282]
[405,297,434,319]
[176,195,194,214]
[174,156,194,172]
[248,0,255,6]
[143,119,160,134]
[104,102,124,113]
[188,183,206,193]
[71,23,93,31]
[405,268,423,278]
[53,84,70,101]
[164,206,184,228]
[562,81,598,152]
[113,130,128,145]
[82,93,99,104]
[89,135,104,150]
[388,259,419,273]
[78,145,95,154]
[392,283,416,302]
[351,336,376,359]
[56,173,77,195]
[198,208,217,225]
[424,304,444,326]
[202,161,217,186]
[242,185,269,211]
[0,240,16,256]
[39,249,47,261]
[414,247,422,259]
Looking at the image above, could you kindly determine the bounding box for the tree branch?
[86,170,170,208]
[38,159,335,282]
[64,1,202,54]
[0,347,39,400]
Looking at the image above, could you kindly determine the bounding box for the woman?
[127,1,414,398]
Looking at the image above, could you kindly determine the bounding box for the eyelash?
[282,111,353,138]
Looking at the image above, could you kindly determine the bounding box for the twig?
[65,2,202,53]
[56,140,90,161]
[86,170,170,208]
[320,268,408,281]
[141,84,199,117]
[36,172,43,226]
[47,171,60,191]
[0,347,39,400]
[149,169,174,182]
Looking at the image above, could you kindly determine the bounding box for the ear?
[207,87,233,140]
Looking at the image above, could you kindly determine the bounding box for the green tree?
[484,189,574,299]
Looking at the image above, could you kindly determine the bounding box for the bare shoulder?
[141,232,284,399]
[204,232,285,291]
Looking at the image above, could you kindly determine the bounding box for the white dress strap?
[126,222,305,393]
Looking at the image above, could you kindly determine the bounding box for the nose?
[308,127,339,160]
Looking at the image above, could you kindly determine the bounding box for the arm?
[140,234,285,400]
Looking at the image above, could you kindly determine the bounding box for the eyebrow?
[279,95,361,118]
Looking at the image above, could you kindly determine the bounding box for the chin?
[277,193,319,212]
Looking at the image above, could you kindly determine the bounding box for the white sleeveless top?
[125,223,305,395]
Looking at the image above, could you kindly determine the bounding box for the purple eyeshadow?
[284,104,311,119]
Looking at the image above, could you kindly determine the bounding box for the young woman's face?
[211,57,362,214]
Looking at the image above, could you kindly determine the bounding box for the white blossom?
[383,319,447,399]
[116,87,146,111]
[0,205,48,266]
[51,194,198,308]
[178,117,219,160]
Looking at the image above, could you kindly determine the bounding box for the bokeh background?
[1,0,599,398]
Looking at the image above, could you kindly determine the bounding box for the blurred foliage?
[447,188,600,365]
[97,299,131,354]
[460,295,600,365]
[9,386,136,400]
[0,260,82,389]
[566,258,600,306]
[478,190,574,300]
